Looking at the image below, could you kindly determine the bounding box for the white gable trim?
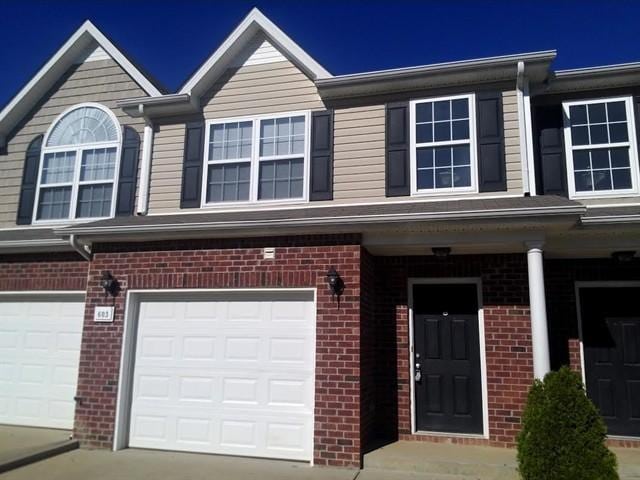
[179,8,331,96]
[0,20,161,145]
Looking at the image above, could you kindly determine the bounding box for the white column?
[526,242,550,379]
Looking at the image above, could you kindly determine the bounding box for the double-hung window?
[203,112,309,205]
[410,94,477,194]
[35,104,120,222]
[563,97,640,197]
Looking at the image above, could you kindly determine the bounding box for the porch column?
[526,242,551,379]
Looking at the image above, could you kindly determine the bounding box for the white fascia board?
[581,215,640,225]
[0,20,161,142]
[179,8,331,96]
[55,205,585,237]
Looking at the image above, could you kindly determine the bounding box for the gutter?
[0,239,69,249]
[581,215,640,225]
[555,61,640,79]
[69,234,91,261]
[316,50,556,87]
[116,93,192,109]
[56,204,586,237]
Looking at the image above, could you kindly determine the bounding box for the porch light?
[432,247,451,257]
[100,271,119,297]
[611,251,636,263]
[326,267,345,299]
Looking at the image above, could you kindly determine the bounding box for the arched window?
[35,104,121,221]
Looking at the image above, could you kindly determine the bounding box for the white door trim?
[0,290,85,298]
[408,277,489,439]
[113,287,317,463]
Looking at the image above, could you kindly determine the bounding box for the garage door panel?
[0,297,84,428]
[129,292,315,461]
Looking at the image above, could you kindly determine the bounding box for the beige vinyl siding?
[201,59,325,118]
[329,90,523,203]
[148,122,186,212]
[0,58,147,227]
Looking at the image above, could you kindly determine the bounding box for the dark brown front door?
[581,286,640,437]
[412,283,484,434]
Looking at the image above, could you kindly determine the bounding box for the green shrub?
[517,366,618,480]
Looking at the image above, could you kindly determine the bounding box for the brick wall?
[0,252,88,291]
[373,254,533,448]
[74,235,364,468]
[359,248,376,452]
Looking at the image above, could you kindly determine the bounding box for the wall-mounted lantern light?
[326,267,345,301]
[100,271,120,297]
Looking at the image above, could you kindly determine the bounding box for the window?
[203,112,309,205]
[410,94,477,194]
[563,97,640,197]
[35,104,120,222]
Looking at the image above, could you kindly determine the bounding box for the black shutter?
[539,128,568,196]
[180,121,205,208]
[385,102,410,197]
[115,126,141,216]
[309,110,334,201]
[16,135,43,225]
[476,92,507,192]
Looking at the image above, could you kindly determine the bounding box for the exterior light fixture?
[100,271,119,297]
[326,267,345,300]
[611,251,636,263]
[432,247,451,257]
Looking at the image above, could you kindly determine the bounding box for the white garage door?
[0,294,84,429]
[128,291,315,461]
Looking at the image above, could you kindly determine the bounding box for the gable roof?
[0,20,163,147]
[179,8,332,98]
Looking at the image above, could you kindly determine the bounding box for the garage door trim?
[114,288,317,462]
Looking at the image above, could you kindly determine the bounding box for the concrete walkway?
[1,448,358,480]
[0,426,77,473]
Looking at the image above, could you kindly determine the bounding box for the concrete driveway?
[1,448,359,480]
[0,426,76,473]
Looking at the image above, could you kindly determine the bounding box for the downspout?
[136,104,154,215]
[516,61,537,196]
[69,234,91,261]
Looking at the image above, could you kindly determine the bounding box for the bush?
[517,366,618,480]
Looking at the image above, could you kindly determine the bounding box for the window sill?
[31,216,112,227]
[570,190,639,200]
[200,197,309,210]
[412,187,479,197]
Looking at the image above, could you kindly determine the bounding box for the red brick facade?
[0,252,88,291]
[3,246,638,463]
[372,254,533,448]
[73,235,364,467]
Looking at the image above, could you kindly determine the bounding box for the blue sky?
[1,0,639,106]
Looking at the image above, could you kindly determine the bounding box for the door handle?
[414,363,422,382]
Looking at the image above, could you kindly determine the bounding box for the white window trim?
[201,110,311,208]
[409,93,478,196]
[562,96,640,199]
[33,102,122,225]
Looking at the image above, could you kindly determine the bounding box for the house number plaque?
[94,306,115,323]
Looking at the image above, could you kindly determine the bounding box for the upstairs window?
[410,94,477,194]
[203,112,309,205]
[563,97,640,197]
[35,104,120,222]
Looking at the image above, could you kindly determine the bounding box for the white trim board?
[407,278,489,439]
[113,287,318,463]
[0,20,161,144]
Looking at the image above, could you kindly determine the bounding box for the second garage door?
[128,290,316,461]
